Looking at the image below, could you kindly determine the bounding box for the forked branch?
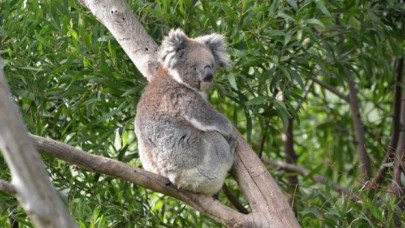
[77,0,299,226]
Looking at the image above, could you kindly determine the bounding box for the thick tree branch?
[310,76,349,102]
[0,179,16,195]
[31,134,246,227]
[78,0,158,81]
[347,76,373,179]
[0,67,76,227]
[372,58,403,187]
[231,131,299,227]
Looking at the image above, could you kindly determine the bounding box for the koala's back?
[135,70,206,171]
[135,69,233,195]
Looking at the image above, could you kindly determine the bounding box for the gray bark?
[79,0,159,81]
[0,66,76,227]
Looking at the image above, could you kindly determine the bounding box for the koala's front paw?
[226,135,238,155]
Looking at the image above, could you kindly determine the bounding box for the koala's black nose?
[203,65,213,82]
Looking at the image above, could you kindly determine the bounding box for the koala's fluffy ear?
[159,28,188,68]
[196,33,231,69]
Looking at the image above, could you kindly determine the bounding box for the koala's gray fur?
[135,29,237,195]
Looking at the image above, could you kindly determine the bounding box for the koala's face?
[159,29,230,92]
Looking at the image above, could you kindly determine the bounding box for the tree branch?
[347,75,373,179]
[371,58,403,187]
[31,134,247,227]
[282,118,299,188]
[0,179,16,195]
[231,131,299,227]
[0,67,76,227]
[310,76,349,102]
[263,159,351,196]
[78,0,158,81]
[390,58,405,210]
[222,184,249,214]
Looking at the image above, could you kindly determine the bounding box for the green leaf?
[227,73,238,90]
[287,0,298,11]
[289,68,304,88]
[315,0,331,17]
[277,12,296,22]
[368,202,383,221]
[306,18,325,27]
[246,96,269,105]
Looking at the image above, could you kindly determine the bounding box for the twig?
[0,179,16,195]
[371,58,403,187]
[263,159,351,196]
[222,184,249,214]
[257,119,269,159]
[346,75,373,180]
[279,91,299,188]
[282,118,299,188]
[295,81,314,113]
[310,76,349,102]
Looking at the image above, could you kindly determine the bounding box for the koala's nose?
[203,65,213,82]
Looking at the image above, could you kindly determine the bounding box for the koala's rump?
[138,115,232,176]
[138,116,205,168]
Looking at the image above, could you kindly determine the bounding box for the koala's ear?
[196,33,231,69]
[159,28,188,68]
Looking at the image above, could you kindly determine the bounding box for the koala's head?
[159,28,230,92]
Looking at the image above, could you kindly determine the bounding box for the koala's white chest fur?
[134,29,237,195]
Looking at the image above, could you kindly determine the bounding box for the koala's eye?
[191,64,197,71]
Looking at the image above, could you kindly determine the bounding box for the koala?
[134,28,238,195]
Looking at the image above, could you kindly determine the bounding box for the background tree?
[1,0,405,227]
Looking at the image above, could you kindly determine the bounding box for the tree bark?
[371,58,403,187]
[78,0,300,226]
[0,67,76,228]
[347,76,372,180]
[78,0,159,81]
[232,132,299,227]
[390,58,405,209]
[283,118,299,189]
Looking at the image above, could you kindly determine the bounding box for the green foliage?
[1,0,405,227]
